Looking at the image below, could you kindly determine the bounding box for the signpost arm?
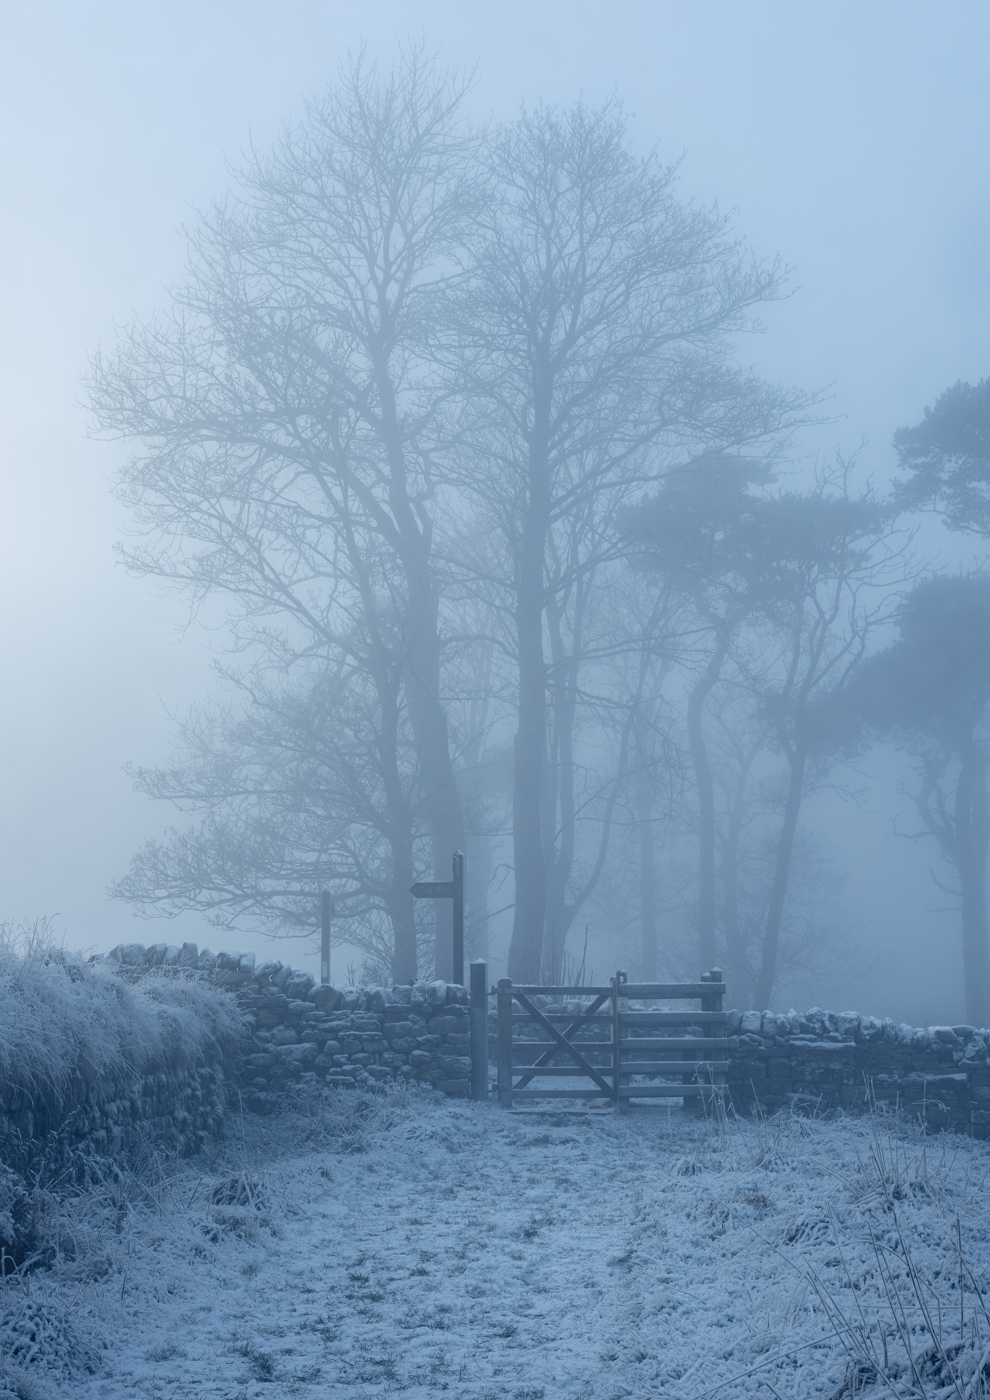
[452,851,465,987]
[321,891,331,985]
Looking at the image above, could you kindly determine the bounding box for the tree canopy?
[851,575,990,744]
[848,575,990,1027]
[895,378,990,533]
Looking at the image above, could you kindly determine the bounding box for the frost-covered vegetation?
[2,1085,990,1398]
[0,921,242,1111]
[0,920,242,1331]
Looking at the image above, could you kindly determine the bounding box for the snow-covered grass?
[4,1088,990,1399]
[0,921,243,1109]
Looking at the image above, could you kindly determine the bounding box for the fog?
[1,1,988,1023]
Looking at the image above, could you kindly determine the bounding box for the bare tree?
[630,668,682,980]
[591,567,684,981]
[630,457,902,1004]
[89,49,476,976]
[112,659,431,981]
[456,100,810,980]
[626,453,778,973]
[709,693,766,1001]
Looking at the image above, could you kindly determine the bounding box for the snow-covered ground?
[5,1087,990,1399]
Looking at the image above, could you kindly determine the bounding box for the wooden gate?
[493,969,726,1108]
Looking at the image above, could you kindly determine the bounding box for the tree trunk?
[376,367,465,982]
[465,824,493,962]
[754,746,807,1011]
[459,681,496,966]
[509,568,549,981]
[377,665,420,983]
[720,747,758,1008]
[542,585,583,971]
[388,850,419,984]
[685,638,729,973]
[635,753,658,980]
[404,576,464,981]
[954,741,990,1028]
[507,388,552,983]
[541,619,637,962]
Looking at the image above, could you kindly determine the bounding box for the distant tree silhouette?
[895,378,990,533]
[629,459,899,1006]
[849,575,990,1027]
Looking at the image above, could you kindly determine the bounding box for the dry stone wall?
[106,942,472,1113]
[0,944,235,1169]
[726,1008,990,1138]
[0,1062,226,1165]
[102,943,990,1139]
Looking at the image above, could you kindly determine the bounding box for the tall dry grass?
[0,919,244,1110]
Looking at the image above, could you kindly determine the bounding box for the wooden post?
[685,969,709,1105]
[452,851,465,987]
[697,967,722,1111]
[410,853,465,986]
[496,978,514,1108]
[708,966,724,1108]
[610,971,624,1109]
[320,891,331,985]
[470,960,488,1101]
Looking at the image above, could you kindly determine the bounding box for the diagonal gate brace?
[512,993,610,1091]
[512,991,613,1095]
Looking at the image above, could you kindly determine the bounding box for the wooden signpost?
[249,885,334,984]
[320,891,332,985]
[411,851,465,986]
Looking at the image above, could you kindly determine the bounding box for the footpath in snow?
[5,1086,990,1399]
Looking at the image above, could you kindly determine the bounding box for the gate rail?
[492,969,725,1108]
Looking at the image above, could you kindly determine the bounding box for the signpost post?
[320,891,332,985]
[411,851,466,986]
[452,850,464,986]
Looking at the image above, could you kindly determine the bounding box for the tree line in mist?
[87,48,990,1020]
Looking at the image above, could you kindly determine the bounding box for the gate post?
[496,979,514,1108]
[699,967,723,1111]
[470,960,488,1102]
[707,966,724,1109]
[611,972,627,1110]
[452,851,465,987]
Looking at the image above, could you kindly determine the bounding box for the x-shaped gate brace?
[501,987,614,1096]
[493,970,727,1108]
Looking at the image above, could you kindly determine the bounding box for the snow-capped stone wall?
[727,1008,990,1137]
[101,945,990,1138]
[237,975,471,1112]
[106,942,472,1111]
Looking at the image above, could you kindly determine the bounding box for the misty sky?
[1,1,988,1018]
